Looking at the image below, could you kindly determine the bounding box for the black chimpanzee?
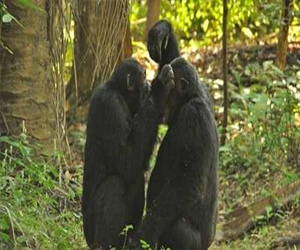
[147,20,180,71]
[82,58,174,250]
[140,20,219,250]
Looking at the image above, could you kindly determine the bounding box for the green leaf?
[0,232,10,242]
[2,13,13,23]
[219,144,232,152]
[261,226,268,235]
[242,27,254,38]
[0,217,10,230]
[202,19,209,32]
[232,70,241,85]
[265,205,273,216]
[245,67,251,76]
[68,187,75,199]
[18,0,46,13]
[140,239,150,249]
[231,91,246,101]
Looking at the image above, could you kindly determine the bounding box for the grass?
[0,135,86,249]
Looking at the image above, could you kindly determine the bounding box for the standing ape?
[141,21,219,250]
[82,58,174,249]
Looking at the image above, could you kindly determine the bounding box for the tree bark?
[67,0,130,113]
[118,18,133,64]
[275,0,293,70]
[144,0,161,41]
[221,0,229,146]
[0,0,56,155]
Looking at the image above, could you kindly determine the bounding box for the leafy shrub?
[220,61,300,190]
[0,134,86,249]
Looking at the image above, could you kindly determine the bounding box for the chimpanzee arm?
[141,101,217,246]
[88,93,160,186]
[147,20,180,71]
[118,65,174,184]
[120,70,174,184]
[92,67,173,185]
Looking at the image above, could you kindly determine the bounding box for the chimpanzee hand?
[151,64,174,110]
[147,20,172,63]
[158,64,175,92]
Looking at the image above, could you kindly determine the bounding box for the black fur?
[147,20,180,71]
[141,55,219,250]
[82,58,173,249]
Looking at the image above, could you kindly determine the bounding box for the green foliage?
[18,0,46,13]
[0,3,10,22]
[0,0,44,24]
[130,0,300,45]
[130,0,147,41]
[118,225,134,250]
[0,135,86,249]
[140,239,151,249]
[0,3,23,28]
[219,61,300,196]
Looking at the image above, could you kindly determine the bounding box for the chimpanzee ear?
[127,74,135,91]
[181,78,189,90]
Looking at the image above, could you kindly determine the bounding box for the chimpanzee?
[82,58,174,250]
[147,20,180,71]
[140,20,219,250]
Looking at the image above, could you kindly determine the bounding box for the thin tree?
[275,0,293,70]
[221,0,229,146]
[119,18,133,64]
[0,0,56,155]
[144,0,161,41]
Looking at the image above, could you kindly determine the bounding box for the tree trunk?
[221,0,229,146]
[120,19,133,63]
[144,0,161,41]
[0,0,56,155]
[67,0,130,113]
[275,0,293,70]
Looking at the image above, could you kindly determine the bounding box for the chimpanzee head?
[165,57,199,124]
[111,58,150,116]
[147,20,171,63]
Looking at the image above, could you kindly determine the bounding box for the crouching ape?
[82,58,174,250]
[141,19,219,250]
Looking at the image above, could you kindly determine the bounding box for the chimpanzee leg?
[118,175,145,248]
[93,176,128,250]
[159,218,202,250]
